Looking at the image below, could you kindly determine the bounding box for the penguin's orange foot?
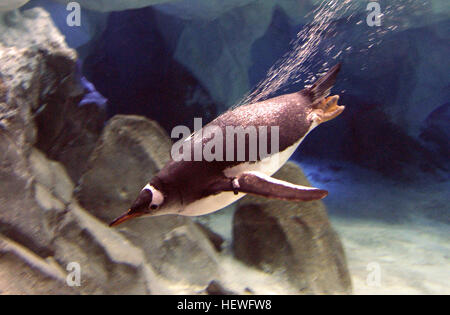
[312,95,345,124]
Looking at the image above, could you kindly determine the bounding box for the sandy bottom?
[200,159,450,295]
[332,217,449,294]
[303,159,449,295]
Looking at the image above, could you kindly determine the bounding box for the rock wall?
[0,8,171,294]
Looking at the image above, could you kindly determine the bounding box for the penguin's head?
[109,183,166,226]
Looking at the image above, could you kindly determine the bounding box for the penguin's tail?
[308,63,341,101]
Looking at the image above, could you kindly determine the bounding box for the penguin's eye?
[150,204,158,210]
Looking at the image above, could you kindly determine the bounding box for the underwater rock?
[35,91,106,183]
[0,42,56,258]
[76,115,221,287]
[0,7,105,183]
[53,0,293,17]
[0,129,160,293]
[25,0,110,50]
[0,235,74,294]
[233,162,352,294]
[30,149,74,204]
[0,6,75,50]
[52,201,168,294]
[154,0,258,21]
[0,7,171,294]
[75,115,172,218]
[1,128,163,293]
[0,144,164,293]
[0,0,29,12]
[205,280,237,295]
[170,0,304,109]
[52,0,178,12]
[420,102,450,170]
[195,222,225,252]
[50,0,317,20]
[152,0,314,22]
[0,143,56,258]
[2,146,166,293]
[171,2,272,109]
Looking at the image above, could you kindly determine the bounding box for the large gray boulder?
[233,162,352,294]
[76,115,221,287]
[76,115,172,218]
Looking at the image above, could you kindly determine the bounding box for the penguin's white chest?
[181,123,317,216]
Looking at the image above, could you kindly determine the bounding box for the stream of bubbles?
[239,0,433,106]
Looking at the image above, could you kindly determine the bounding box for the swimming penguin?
[110,64,344,226]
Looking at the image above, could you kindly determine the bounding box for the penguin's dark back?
[211,90,313,157]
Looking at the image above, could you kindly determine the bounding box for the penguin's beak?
[109,209,140,227]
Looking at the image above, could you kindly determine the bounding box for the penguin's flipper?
[219,171,327,201]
